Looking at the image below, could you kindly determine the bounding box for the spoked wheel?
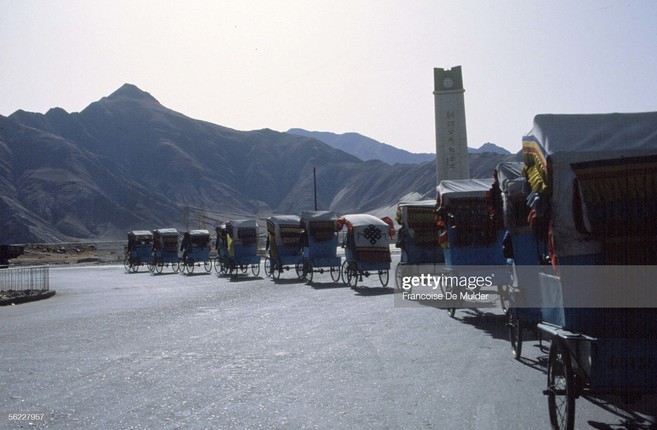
[378,269,389,287]
[132,263,140,273]
[498,284,511,315]
[187,261,195,275]
[172,261,180,273]
[342,261,358,288]
[303,261,313,283]
[155,263,164,274]
[251,262,260,276]
[272,265,281,280]
[240,265,248,274]
[330,265,341,282]
[295,259,304,280]
[507,310,523,360]
[547,339,576,430]
[395,264,404,290]
[147,261,154,273]
[264,257,272,278]
[123,256,131,273]
[204,260,212,272]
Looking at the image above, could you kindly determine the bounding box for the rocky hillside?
[1,84,515,243]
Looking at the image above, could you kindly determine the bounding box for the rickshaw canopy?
[338,214,395,247]
[128,230,153,238]
[522,112,657,257]
[153,228,178,236]
[437,179,493,206]
[189,229,210,237]
[395,200,436,227]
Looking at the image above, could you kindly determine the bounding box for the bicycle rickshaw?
[216,220,261,277]
[394,200,443,290]
[179,229,212,274]
[338,214,395,288]
[124,230,153,273]
[298,211,342,283]
[265,215,302,280]
[493,162,543,359]
[435,178,512,317]
[149,228,180,274]
[522,113,657,430]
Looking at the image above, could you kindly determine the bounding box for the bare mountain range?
[0,84,516,243]
[286,129,511,165]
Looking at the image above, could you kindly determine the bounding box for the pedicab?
[522,113,657,430]
[124,230,153,273]
[179,229,212,274]
[394,200,444,290]
[494,162,544,359]
[435,178,512,317]
[216,220,261,277]
[297,211,342,283]
[148,228,180,274]
[338,214,395,288]
[265,215,303,280]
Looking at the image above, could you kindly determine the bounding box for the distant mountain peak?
[107,83,159,104]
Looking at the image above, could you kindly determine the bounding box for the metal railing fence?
[0,266,50,292]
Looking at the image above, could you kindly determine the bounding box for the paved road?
[1,259,655,429]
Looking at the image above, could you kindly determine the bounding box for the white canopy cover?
[340,214,391,248]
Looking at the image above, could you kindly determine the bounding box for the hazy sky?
[2,1,656,154]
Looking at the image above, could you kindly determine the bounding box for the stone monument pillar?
[433,66,470,184]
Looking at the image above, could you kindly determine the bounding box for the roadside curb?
[0,290,56,306]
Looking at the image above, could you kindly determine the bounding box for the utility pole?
[313,167,318,211]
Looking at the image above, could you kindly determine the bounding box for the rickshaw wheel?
[218,260,227,275]
[132,263,139,273]
[251,262,260,276]
[147,261,154,273]
[186,262,195,275]
[240,265,248,274]
[272,266,281,280]
[204,260,212,272]
[342,261,358,288]
[379,270,389,287]
[547,339,576,430]
[124,257,131,273]
[508,311,523,360]
[330,266,341,282]
[394,264,403,290]
[303,261,313,283]
[498,284,511,314]
[155,263,164,274]
[264,258,272,278]
[172,261,180,273]
[295,260,304,280]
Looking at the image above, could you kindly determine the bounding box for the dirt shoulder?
[7,242,126,267]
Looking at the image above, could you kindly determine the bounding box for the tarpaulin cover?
[396,200,438,246]
[300,211,337,242]
[437,179,494,206]
[496,162,530,233]
[267,215,301,249]
[128,230,153,238]
[522,112,657,257]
